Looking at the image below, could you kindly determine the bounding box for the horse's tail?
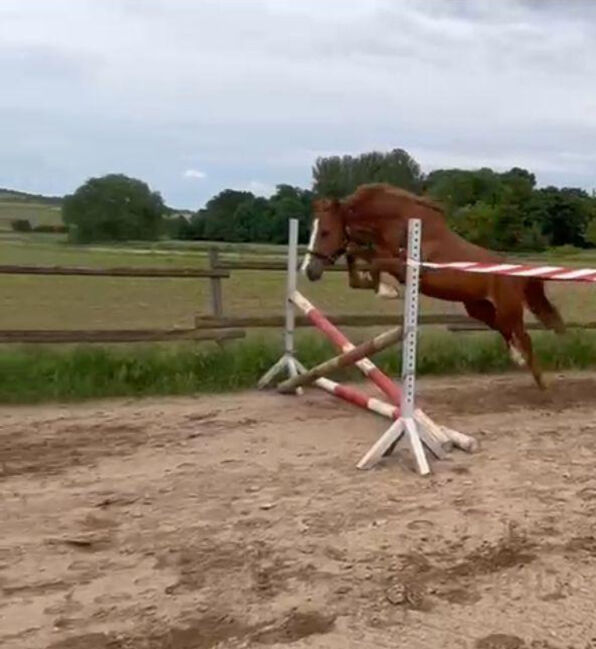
[523,278,566,334]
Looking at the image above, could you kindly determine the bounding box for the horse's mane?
[345,182,445,217]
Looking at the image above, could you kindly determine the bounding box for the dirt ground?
[2,372,596,649]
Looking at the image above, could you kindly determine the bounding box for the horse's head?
[300,197,346,281]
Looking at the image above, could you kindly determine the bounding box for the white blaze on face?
[300,218,320,275]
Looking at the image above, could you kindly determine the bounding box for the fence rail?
[447,321,596,333]
[0,328,245,344]
[195,313,472,329]
[215,259,351,272]
[6,253,585,346]
[0,264,228,278]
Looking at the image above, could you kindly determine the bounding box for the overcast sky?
[1,0,595,208]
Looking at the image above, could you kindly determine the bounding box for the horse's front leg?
[347,254,376,290]
[376,255,408,284]
[368,259,402,299]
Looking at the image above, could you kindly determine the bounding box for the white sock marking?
[509,344,526,367]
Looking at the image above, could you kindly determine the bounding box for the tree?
[425,167,534,214]
[425,169,480,210]
[230,197,271,242]
[312,148,423,197]
[201,189,255,241]
[177,184,315,244]
[268,184,314,243]
[450,202,498,248]
[62,174,165,243]
[526,187,593,247]
[163,214,193,240]
[586,218,596,247]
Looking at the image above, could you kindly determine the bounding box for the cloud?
[183,169,207,180]
[0,0,595,208]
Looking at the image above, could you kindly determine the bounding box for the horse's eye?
[320,231,329,239]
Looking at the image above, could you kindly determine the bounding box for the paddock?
[2,372,596,648]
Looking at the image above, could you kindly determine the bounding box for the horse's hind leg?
[465,299,519,362]
[511,322,545,390]
[496,303,546,390]
[467,299,545,389]
[464,299,497,329]
[524,278,566,335]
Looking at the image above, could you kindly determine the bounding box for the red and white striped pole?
[421,260,596,282]
[293,359,398,420]
[291,290,402,407]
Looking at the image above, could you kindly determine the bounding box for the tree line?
[57,149,596,251]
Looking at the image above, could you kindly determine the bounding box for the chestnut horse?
[301,183,566,389]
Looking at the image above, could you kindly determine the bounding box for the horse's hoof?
[376,282,400,299]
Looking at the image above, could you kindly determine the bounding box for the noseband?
[305,246,346,265]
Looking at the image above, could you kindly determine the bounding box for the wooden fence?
[0,262,243,345]
[7,250,588,345]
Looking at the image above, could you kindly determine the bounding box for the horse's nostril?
[306,266,320,282]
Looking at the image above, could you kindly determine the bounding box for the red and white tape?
[420,261,596,283]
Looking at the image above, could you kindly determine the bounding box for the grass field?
[2,233,596,402]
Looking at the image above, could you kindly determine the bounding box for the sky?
[1,0,595,209]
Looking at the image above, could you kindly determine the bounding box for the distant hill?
[0,187,186,212]
[0,188,64,230]
[0,187,63,206]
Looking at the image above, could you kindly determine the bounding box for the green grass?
[2,330,596,404]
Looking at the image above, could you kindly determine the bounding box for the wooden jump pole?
[277,325,403,394]
[290,290,402,406]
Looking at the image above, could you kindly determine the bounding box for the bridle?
[305,245,347,265]
[305,207,385,266]
[305,219,350,266]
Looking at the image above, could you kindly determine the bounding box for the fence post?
[208,248,224,318]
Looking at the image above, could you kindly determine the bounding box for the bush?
[10,219,32,232]
[62,174,166,243]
